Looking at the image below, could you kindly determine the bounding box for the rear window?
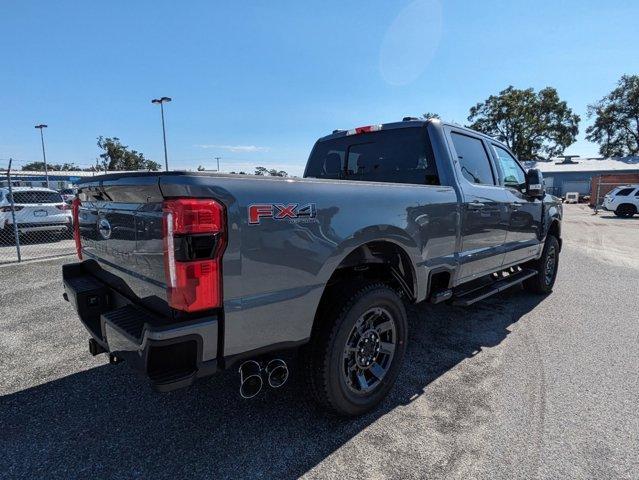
[615,188,635,196]
[305,127,439,185]
[9,191,63,204]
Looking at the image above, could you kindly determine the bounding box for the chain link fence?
[1,161,75,264]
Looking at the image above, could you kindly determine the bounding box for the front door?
[490,144,543,265]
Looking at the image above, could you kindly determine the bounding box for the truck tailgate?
[77,175,168,313]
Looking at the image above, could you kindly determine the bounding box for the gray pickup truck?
[62,118,562,416]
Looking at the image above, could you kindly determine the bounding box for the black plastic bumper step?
[452,268,537,306]
[101,304,156,344]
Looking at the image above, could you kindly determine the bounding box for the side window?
[616,188,634,196]
[450,132,495,185]
[492,145,526,189]
[635,189,639,197]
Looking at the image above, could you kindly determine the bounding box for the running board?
[452,268,537,306]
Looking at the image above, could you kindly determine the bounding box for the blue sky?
[1,0,638,176]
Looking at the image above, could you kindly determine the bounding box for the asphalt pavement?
[1,204,637,479]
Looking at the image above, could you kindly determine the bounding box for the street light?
[34,124,49,188]
[151,96,172,171]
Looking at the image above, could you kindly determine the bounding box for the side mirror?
[526,168,545,198]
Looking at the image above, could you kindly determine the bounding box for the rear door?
[489,144,542,265]
[447,130,510,281]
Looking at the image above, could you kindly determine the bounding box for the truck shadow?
[1,288,544,479]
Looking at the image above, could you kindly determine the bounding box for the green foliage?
[467,86,580,160]
[422,112,440,120]
[97,136,161,171]
[21,162,79,171]
[254,166,288,177]
[586,75,639,157]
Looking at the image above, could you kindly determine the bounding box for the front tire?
[523,235,560,294]
[614,204,637,217]
[302,282,408,416]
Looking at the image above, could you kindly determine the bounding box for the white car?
[603,185,639,217]
[564,192,579,204]
[0,187,72,236]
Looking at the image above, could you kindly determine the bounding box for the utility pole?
[151,97,172,171]
[34,124,49,188]
[214,156,221,172]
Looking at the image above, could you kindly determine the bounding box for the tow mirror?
[525,168,545,198]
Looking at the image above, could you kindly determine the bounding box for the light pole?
[214,156,221,172]
[34,124,49,188]
[151,97,172,171]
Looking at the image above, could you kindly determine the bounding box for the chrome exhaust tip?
[238,360,263,399]
[265,359,289,388]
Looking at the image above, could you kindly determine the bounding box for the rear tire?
[614,204,637,217]
[523,235,560,294]
[302,281,408,416]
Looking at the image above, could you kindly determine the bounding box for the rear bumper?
[62,261,219,391]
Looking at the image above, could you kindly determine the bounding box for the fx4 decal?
[248,203,317,225]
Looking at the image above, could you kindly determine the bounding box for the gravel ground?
[1,204,637,479]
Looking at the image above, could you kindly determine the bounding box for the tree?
[22,162,79,171]
[586,75,639,157]
[254,166,288,177]
[467,86,580,160]
[197,165,206,171]
[422,112,440,120]
[96,136,161,171]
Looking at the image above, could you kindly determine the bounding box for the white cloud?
[196,144,270,153]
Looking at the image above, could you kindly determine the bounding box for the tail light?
[71,197,82,260]
[56,204,69,211]
[162,198,227,312]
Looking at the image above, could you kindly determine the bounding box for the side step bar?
[451,268,537,306]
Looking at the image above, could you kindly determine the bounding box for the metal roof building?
[525,156,639,196]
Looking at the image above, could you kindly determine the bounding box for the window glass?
[304,138,349,179]
[616,188,634,196]
[450,132,495,185]
[492,145,526,188]
[306,127,439,185]
[9,191,63,204]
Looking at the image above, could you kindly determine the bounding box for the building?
[526,156,639,197]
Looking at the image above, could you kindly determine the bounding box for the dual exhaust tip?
[238,359,289,399]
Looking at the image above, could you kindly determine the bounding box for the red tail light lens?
[163,198,226,312]
[71,197,82,260]
[56,204,69,211]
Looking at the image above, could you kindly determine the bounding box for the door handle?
[510,202,523,209]
[467,201,485,210]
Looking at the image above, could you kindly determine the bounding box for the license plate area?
[34,209,47,217]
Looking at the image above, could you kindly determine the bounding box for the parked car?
[564,192,579,204]
[59,187,78,203]
[0,187,72,237]
[603,185,639,217]
[62,118,563,416]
